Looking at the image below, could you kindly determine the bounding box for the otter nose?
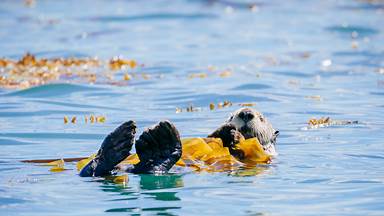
[239,110,254,122]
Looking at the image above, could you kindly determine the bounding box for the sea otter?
[79,107,279,177]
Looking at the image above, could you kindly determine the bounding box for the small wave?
[157,93,277,106]
[0,132,104,140]
[333,50,383,58]
[0,138,35,146]
[85,13,217,23]
[105,206,180,213]
[232,83,271,90]
[266,70,313,78]
[35,100,123,111]
[0,197,27,206]
[5,83,102,98]
[345,154,384,160]
[325,25,379,37]
[6,50,89,59]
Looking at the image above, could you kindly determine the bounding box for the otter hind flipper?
[79,120,136,177]
[133,120,182,174]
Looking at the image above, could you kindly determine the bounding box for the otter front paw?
[230,128,245,145]
[208,124,244,148]
[208,123,245,159]
[133,120,182,174]
[79,121,136,177]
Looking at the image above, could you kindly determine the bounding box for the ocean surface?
[0,0,383,215]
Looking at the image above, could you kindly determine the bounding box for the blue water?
[1,0,384,215]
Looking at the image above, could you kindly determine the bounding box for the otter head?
[226,108,279,156]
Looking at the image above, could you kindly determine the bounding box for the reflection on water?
[139,174,184,191]
[231,165,270,177]
[105,206,181,214]
[103,174,183,213]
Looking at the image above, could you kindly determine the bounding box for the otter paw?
[208,123,245,159]
[133,120,182,174]
[80,120,136,177]
[230,128,245,145]
[209,123,239,147]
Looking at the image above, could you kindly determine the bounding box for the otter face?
[226,108,279,155]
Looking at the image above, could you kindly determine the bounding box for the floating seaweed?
[96,116,106,123]
[219,70,232,78]
[109,57,137,70]
[0,53,240,90]
[175,107,183,113]
[305,117,359,129]
[141,73,150,80]
[188,73,208,79]
[64,116,69,124]
[305,95,323,101]
[123,73,131,81]
[0,53,138,89]
[176,100,234,113]
[64,115,106,124]
[239,103,256,107]
[109,175,129,185]
[308,117,331,126]
[41,159,66,173]
[209,103,215,110]
[90,115,95,123]
[175,105,202,113]
[217,100,233,109]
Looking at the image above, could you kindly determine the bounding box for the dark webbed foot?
[132,121,182,174]
[79,121,136,177]
[208,123,245,159]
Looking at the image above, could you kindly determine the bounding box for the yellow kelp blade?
[119,154,140,165]
[42,159,66,173]
[42,159,64,167]
[236,138,271,164]
[175,138,221,167]
[76,154,96,171]
[112,175,129,185]
[50,166,65,172]
[181,138,214,160]
[200,147,231,163]
[103,175,129,186]
[183,159,207,172]
[175,158,186,166]
[207,155,242,172]
[204,137,224,150]
[232,166,268,177]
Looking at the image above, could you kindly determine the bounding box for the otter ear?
[273,130,279,139]
[271,130,279,144]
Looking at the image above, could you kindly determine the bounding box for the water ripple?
[325,25,379,37]
[5,83,103,98]
[85,13,218,23]
[232,83,272,90]
[0,132,104,140]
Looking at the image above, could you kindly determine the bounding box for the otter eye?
[259,116,264,122]
[238,112,245,119]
